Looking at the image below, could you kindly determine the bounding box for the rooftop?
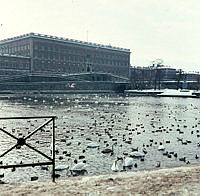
[0,33,130,53]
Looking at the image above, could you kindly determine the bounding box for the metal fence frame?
[0,116,56,182]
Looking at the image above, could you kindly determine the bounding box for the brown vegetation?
[1,165,200,195]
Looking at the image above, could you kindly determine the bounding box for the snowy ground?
[1,164,200,195]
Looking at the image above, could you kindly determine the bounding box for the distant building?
[185,72,200,81]
[159,67,177,81]
[0,33,131,79]
[129,66,200,90]
[130,66,180,89]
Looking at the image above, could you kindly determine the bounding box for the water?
[0,93,200,182]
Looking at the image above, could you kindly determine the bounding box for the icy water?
[0,93,200,182]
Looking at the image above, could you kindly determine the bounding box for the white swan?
[111,160,119,172]
[87,142,99,148]
[70,161,88,176]
[129,151,145,158]
[158,145,165,151]
[55,164,69,171]
[123,157,134,167]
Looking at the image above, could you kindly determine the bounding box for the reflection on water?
[0,94,200,182]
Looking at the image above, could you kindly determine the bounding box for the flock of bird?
[0,94,200,182]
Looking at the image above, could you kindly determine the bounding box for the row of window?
[0,41,30,54]
[33,42,129,61]
[0,62,30,69]
[32,59,129,77]
[33,52,129,66]
[0,59,30,63]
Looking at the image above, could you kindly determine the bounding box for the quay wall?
[0,81,127,93]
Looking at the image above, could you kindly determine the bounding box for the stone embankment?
[1,165,200,196]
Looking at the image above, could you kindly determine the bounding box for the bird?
[131,147,138,152]
[122,157,134,168]
[177,137,183,142]
[86,142,99,148]
[142,148,148,154]
[12,167,16,172]
[186,161,190,164]
[129,151,145,158]
[55,164,69,171]
[101,143,116,154]
[111,160,119,172]
[134,163,138,168]
[174,153,178,158]
[70,160,88,176]
[179,157,186,162]
[158,145,165,151]
[40,166,48,171]
[156,161,161,168]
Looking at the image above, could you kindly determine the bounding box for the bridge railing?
[0,116,56,182]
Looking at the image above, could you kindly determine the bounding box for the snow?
[158,89,196,97]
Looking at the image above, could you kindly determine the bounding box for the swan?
[70,161,88,176]
[55,164,69,171]
[158,145,165,151]
[101,143,116,154]
[129,151,145,158]
[123,157,134,168]
[111,160,119,172]
[87,142,99,148]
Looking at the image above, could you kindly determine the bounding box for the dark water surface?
[0,94,200,182]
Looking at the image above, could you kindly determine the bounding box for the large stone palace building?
[0,33,130,79]
[0,33,130,92]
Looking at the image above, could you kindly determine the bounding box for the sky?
[0,0,200,72]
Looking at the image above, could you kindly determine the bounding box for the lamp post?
[0,24,2,44]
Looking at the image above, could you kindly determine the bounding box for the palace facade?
[0,33,131,79]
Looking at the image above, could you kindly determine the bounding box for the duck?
[179,157,186,162]
[156,161,161,168]
[142,148,148,154]
[131,147,138,152]
[134,163,138,168]
[31,176,38,181]
[40,166,48,171]
[174,153,178,158]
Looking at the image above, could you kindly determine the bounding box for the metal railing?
[0,116,56,182]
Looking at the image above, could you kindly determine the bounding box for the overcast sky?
[0,0,200,72]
